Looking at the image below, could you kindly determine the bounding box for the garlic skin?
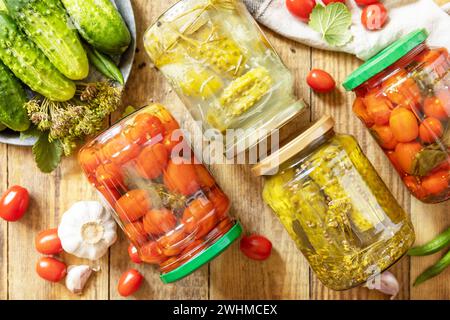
[58,201,117,260]
[65,265,93,295]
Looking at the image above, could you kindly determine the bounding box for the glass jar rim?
[251,116,335,177]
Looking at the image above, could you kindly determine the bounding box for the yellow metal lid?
[251,116,335,176]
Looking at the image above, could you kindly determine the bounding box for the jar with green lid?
[252,116,415,290]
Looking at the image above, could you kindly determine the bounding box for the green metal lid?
[343,29,429,91]
[160,221,243,284]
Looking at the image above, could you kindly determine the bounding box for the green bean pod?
[414,250,450,286]
[408,227,450,256]
[85,45,124,85]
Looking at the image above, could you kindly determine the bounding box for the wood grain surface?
[0,0,449,300]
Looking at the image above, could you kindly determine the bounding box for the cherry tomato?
[422,170,449,196]
[323,0,345,4]
[208,187,231,221]
[97,185,121,206]
[36,257,67,282]
[163,158,201,196]
[163,130,184,154]
[386,150,404,175]
[158,227,190,256]
[355,0,379,5]
[419,117,444,144]
[125,113,165,145]
[183,197,217,239]
[0,185,30,222]
[361,3,388,30]
[194,165,216,189]
[353,97,374,127]
[364,92,393,125]
[136,143,169,180]
[395,142,422,174]
[389,108,419,143]
[306,69,336,93]
[140,241,166,264]
[382,70,421,109]
[115,190,152,222]
[128,243,142,264]
[124,221,148,246]
[79,147,101,173]
[371,125,398,150]
[143,208,177,236]
[423,96,449,121]
[240,235,273,261]
[286,0,316,22]
[403,176,428,200]
[102,135,141,165]
[35,228,62,255]
[117,269,144,297]
[95,163,124,189]
[417,49,449,77]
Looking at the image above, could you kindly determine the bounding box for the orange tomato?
[417,49,449,77]
[389,108,419,142]
[143,208,177,236]
[140,241,166,264]
[136,143,168,180]
[95,163,124,189]
[371,124,398,150]
[163,130,184,154]
[208,187,230,221]
[124,221,148,246]
[158,227,190,256]
[353,97,374,127]
[423,96,449,121]
[98,185,121,206]
[364,92,393,125]
[395,142,423,174]
[102,135,140,165]
[419,117,444,144]
[79,147,101,173]
[115,190,152,222]
[194,165,216,189]
[163,158,201,196]
[382,70,421,109]
[386,150,405,175]
[422,170,449,196]
[183,197,217,239]
[125,113,165,145]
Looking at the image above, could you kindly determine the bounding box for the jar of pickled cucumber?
[78,104,242,283]
[343,29,450,203]
[144,0,305,156]
[252,116,415,290]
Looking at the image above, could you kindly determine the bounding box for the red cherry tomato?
[240,235,273,261]
[35,228,63,255]
[355,0,379,5]
[323,0,345,4]
[306,69,336,93]
[361,3,388,30]
[36,257,67,282]
[118,269,144,297]
[286,0,316,22]
[0,185,30,222]
[128,243,142,264]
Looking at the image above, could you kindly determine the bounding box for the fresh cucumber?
[4,0,89,80]
[0,60,30,132]
[0,12,76,102]
[61,0,131,55]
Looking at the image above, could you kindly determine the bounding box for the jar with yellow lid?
[252,116,415,290]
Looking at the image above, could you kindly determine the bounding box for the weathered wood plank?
[0,144,7,299]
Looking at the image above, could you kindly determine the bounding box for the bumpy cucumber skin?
[4,0,89,80]
[0,12,75,102]
[61,0,131,55]
[0,61,30,131]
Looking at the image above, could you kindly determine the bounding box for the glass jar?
[78,103,242,283]
[343,29,450,203]
[252,116,415,291]
[144,0,305,155]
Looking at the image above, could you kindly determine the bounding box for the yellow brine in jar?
[144,0,304,154]
[253,116,415,290]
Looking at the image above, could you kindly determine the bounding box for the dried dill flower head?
[25,81,123,156]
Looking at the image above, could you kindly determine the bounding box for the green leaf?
[309,3,353,47]
[32,132,63,173]
[19,125,40,140]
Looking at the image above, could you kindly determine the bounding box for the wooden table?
[1,0,449,300]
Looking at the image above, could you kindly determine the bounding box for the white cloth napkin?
[243,0,450,60]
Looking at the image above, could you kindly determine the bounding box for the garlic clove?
[65,265,93,295]
[364,271,400,300]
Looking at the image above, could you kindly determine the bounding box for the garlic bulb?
[58,201,117,260]
[65,265,93,295]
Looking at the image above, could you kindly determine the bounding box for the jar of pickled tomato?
[252,116,415,290]
[144,0,305,156]
[343,29,450,203]
[78,104,242,283]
